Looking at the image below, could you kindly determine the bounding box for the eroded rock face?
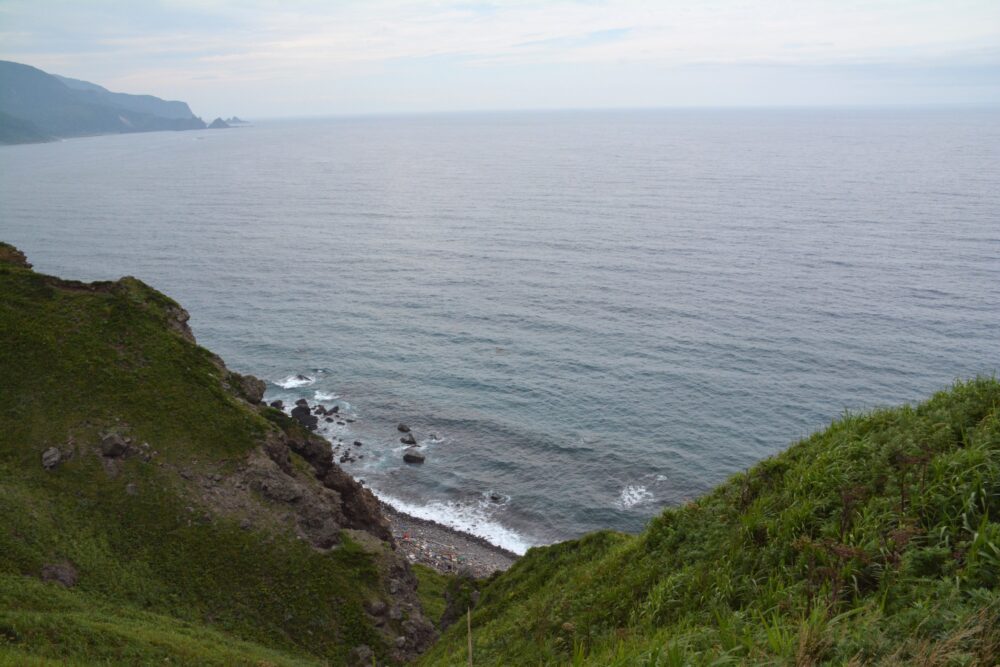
[229,372,266,404]
[0,242,32,268]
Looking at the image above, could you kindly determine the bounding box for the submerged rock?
[400,433,417,445]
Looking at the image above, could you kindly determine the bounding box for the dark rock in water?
[269,400,284,410]
[290,405,319,431]
[490,494,503,503]
[353,440,363,447]
[295,398,309,407]
[403,448,425,464]
[397,423,411,433]
[41,447,61,469]
[100,433,129,458]
[400,433,417,445]
[325,417,334,423]
[337,421,345,426]
[330,405,339,414]
[295,374,311,381]
[41,562,78,588]
[345,418,355,422]
[313,405,326,415]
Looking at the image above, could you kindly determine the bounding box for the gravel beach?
[382,502,518,578]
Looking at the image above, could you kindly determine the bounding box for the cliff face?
[0,61,206,143]
[0,243,435,665]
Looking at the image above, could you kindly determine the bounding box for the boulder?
[269,399,284,410]
[330,405,340,414]
[403,448,425,464]
[397,423,411,433]
[100,433,129,458]
[400,433,417,445]
[41,447,61,469]
[291,405,319,431]
[354,440,363,447]
[294,398,309,407]
[230,372,265,404]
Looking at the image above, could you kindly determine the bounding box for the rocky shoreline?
[271,387,520,578]
[382,502,518,577]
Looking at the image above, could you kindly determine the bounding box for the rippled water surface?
[2,109,998,552]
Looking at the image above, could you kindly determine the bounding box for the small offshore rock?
[294,398,309,407]
[41,447,62,469]
[269,399,284,410]
[397,423,411,433]
[403,448,425,464]
[400,433,417,445]
[330,405,340,414]
[324,417,334,423]
[353,440,363,447]
[294,374,311,381]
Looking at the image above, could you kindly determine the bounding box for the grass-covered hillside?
[423,379,1000,665]
[0,243,436,665]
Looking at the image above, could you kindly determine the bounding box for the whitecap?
[274,374,315,389]
[617,484,653,509]
[313,391,338,401]
[373,490,533,556]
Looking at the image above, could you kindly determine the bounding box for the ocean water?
[2,109,998,554]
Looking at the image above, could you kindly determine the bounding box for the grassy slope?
[422,379,1000,666]
[0,254,388,665]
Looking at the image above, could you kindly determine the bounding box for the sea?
[2,108,998,554]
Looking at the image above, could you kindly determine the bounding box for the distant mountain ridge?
[53,73,197,120]
[0,60,206,144]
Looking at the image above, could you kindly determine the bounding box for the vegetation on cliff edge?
[422,377,1000,665]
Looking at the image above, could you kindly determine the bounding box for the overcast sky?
[1,0,998,118]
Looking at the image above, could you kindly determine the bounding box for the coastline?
[381,501,518,577]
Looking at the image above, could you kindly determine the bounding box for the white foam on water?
[373,489,533,556]
[617,484,653,509]
[275,374,315,389]
[313,391,338,401]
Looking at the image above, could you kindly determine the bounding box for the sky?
[1,0,998,118]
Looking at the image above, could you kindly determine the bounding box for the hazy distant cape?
[0,60,206,144]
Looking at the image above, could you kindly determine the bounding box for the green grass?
[412,565,450,628]
[421,377,1000,665]
[5,246,1000,665]
[0,256,396,664]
